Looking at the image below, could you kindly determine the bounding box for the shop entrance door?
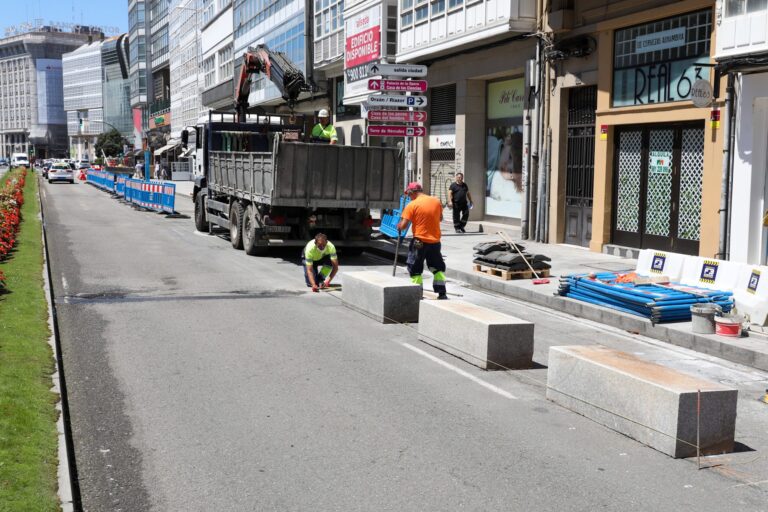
[564,86,596,247]
[612,123,703,255]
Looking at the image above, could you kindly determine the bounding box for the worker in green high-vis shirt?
[303,233,339,292]
[311,109,338,145]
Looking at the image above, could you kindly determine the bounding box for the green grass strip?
[0,171,59,512]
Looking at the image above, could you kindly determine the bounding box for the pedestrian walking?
[154,160,160,180]
[302,233,339,292]
[134,160,144,179]
[397,182,448,299]
[447,172,473,233]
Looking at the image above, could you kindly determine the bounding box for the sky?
[2,0,128,37]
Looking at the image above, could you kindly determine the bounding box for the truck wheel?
[194,193,208,233]
[243,205,268,256]
[230,202,244,250]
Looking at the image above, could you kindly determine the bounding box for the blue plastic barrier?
[88,172,176,214]
[380,195,411,238]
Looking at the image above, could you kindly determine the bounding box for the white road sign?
[365,94,428,108]
[367,63,428,78]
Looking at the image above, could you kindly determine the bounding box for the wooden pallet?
[473,264,551,281]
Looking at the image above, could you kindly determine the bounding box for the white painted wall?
[729,72,768,264]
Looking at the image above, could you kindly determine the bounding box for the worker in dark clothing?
[397,182,448,299]
[448,172,473,233]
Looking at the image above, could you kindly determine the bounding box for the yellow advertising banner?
[487,78,525,119]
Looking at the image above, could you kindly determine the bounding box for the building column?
[590,30,614,253]
[456,79,486,221]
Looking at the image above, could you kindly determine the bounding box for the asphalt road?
[41,176,768,511]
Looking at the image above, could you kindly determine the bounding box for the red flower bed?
[0,170,26,288]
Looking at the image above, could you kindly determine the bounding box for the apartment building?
[129,0,150,148]
[63,41,104,160]
[395,0,537,222]
[169,0,204,139]
[101,35,133,142]
[537,0,719,259]
[148,0,172,148]
[200,0,235,112]
[0,29,94,158]
[715,0,768,264]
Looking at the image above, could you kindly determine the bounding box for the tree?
[94,129,124,158]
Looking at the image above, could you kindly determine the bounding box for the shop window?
[613,10,712,107]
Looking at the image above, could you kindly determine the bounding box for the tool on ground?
[497,231,550,284]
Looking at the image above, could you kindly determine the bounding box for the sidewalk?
[371,218,768,373]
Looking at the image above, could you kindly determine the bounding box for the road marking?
[732,479,768,488]
[61,276,68,292]
[401,342,517,400]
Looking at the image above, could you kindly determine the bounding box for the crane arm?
[234,44,312,121]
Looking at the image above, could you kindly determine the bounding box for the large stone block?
[546,345,738,458]
[418,300,534,370]
[341,271,422,324]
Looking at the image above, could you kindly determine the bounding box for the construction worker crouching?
[311,109,338,145]
[303,233,339,292]
[396,182,448,300]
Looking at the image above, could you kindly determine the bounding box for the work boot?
[437,293,448,300]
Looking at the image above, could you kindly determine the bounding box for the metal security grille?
[616,130,643,233]
[430,84,456,125]
[565,86,596,207]
[430,148,456,204]
[645,129,674,237]
[678,128,704,240]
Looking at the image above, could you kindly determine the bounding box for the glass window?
[202,0,215,24]
[415,4,428,21]
[726,0,744,16]
[402,0,413,8]
[218,44,233,83]
[448,0,462,8]
[749,0,768,12]
[203,55,216,89]
[432,0,445,15]
[401,11,413,27]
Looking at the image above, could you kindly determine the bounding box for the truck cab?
[11,153,29,169]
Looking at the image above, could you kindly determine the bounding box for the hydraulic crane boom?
[234,44,312,122]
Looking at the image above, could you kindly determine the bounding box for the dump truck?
[189,45,402,255]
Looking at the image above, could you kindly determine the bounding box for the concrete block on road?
[341,271,421,324]
[418,300,534,370]
[546,345,738,458]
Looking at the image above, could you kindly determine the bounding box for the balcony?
[397,0,536,62]
[717,7,768,59]
[149,98,171,116]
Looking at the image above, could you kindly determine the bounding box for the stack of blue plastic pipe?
[558,272,733,324]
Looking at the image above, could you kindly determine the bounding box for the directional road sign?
[367,125,426,137]
[365,94,428,108]
[367,110,427,122]
[368,79,428,93]
[367,63,428,78]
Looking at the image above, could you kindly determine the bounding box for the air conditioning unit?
[547,9,574,33]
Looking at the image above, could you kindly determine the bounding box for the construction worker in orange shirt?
[396,182,448,299]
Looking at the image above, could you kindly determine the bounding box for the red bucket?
[714,316,742,337]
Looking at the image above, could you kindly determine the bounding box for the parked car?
[0,158,8,167]
[48,162,74,184]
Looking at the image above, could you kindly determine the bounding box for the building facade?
[148,0,173,147]
[233,0,309,109]
[200,0,235,112]
[129,0,150,148]
[393,0,537,222]
[715,0,768,264]
[0,29,94,158]
[170,0,204,138]
[101,35,133,142]
[541,0,720,259]
[63,41,104,160]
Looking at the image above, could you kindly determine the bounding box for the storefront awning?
[154,142,179,157]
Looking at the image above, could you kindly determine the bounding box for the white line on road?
[400,342,518,400]
[61,276,68,292]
